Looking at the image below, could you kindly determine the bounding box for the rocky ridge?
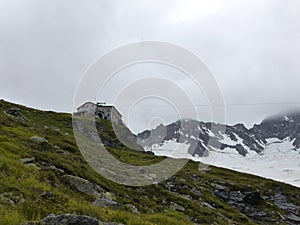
[137,112,300,157]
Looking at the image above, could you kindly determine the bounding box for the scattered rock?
[62,175,103,197]
[56,149,69,155]
[191,188,203,198]
[213,191,226,202]
[124,204,139,213]
[11,194,25,204]
[5,107,22,117]
[285,213,300,222]
[44,165,64,174]
[202,202,215,209]
[21,213,124,225]
[189,174,200,182]
[41,191,52,199]
[51,126,60,132]
[170,202,185,211]
[180,194,193,200]
[91,198,118,208]
[30,136,48,144]
[248,211,267,219]
[20,157,35,164]
[26,163,40,170]
[211,183,227,191]
[265,191,299,214]
[53,145,60,149]
[214,189,270,222]
[0,193,14,205]
[0,192,24,205]
[4,107,26,121]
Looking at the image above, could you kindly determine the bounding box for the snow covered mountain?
[137,113,300,187]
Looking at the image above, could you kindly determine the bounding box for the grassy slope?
[0,99,299,225]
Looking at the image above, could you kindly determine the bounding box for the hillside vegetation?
[0,99,299,225]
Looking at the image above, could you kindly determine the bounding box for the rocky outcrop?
[5,107,22,117]
[62,175,104,197]
[242,191,262,206]
[271,192,299,212]
[21,214,124,225]
[4,107,26,121]
[55,174,119,208]
[212,183,300,224]
[214,188,267,220]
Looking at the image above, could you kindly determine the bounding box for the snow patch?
[147,139,191,159]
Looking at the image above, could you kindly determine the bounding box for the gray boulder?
[62,175,103,197]
[21,214,124,225]
[42,214,99,225]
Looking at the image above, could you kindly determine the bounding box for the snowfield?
[147,138,300,188]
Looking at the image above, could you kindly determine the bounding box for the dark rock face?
[285,214,300,223]
[137,112,300,157]
[254,113,300,147]
[212,184,300,224]
[264,191,299,214]
[236,144,247,157]
[163,176,299,224]
[242,192,262,206]
[188,139,209,157]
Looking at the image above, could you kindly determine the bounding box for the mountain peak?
[137,113,300,187]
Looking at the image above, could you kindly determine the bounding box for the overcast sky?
[1,0,299,133]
